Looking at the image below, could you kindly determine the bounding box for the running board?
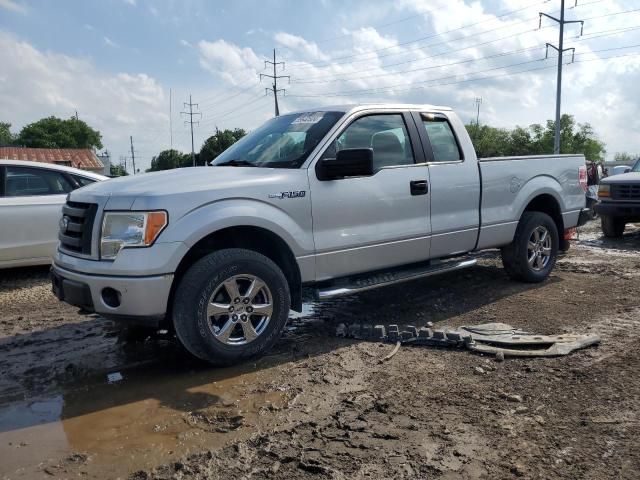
[315,258,477,300]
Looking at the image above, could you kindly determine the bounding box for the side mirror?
[316,148,374,181]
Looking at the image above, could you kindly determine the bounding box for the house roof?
[0,147,104,170]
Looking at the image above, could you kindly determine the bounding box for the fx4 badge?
[268,191,306,199]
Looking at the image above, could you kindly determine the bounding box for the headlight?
[100,211,168,259]
[598,184,610,198]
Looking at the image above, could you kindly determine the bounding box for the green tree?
[467,114,605,162]
[16,116,103,149]
[148,149,186,172]
[613,152,639,163]
[110,164,128,176]
[199,128,247,165]
[0,122,14,145]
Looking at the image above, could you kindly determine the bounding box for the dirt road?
[1,221,639,479]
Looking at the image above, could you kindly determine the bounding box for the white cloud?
[103,36,118,48]
[0,30,168,171]
[122,0,136,5]
[149,5,158,16]
[197,39,261,86]
[274,32,329,61]
[0,0,27,14]
[179,39,191,47]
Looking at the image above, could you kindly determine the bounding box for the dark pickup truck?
[596,159,640,237]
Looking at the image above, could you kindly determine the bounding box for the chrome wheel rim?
[206,274,273,346]
[528,226,552,271]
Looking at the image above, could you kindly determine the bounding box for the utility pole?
[474,97,482,127]
[181,94,201,166]
[260,49,289,117]
[540,0,583,154]
[130,136,137,175]
[169,88,173,150]
[74,111,79,121]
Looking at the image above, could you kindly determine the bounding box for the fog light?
[102,287,121,308]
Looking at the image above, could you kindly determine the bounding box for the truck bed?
[476,154,586,250]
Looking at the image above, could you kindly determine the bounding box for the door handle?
[410,180,428,195]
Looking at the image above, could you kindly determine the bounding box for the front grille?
[59,201,98,255]
[611,184,640,200]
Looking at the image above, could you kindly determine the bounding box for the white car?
[0,160,107,269]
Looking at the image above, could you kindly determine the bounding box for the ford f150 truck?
[51,104,590,364]
[596,159,640,237]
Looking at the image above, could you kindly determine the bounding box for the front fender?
[159,198,315,258]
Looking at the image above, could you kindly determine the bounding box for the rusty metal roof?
[0,147,104,171]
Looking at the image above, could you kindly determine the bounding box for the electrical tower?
[260,49,289,117]
[540,0,584,154]
[474,97,483,127]
[181,94,202,167]
[130,136,137,175]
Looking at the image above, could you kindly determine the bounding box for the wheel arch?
[521,193,567,250]
[167,226,303,322]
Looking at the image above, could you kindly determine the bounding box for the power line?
[292,45,543,84]
[260,49,289,116]
[287,3,638,74]
[285,46,640,99]
[181,94,202,167]
[289,0,552,69]
[292,17,640,86]
[540,0,584,154]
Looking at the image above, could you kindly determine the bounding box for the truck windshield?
[212,111,344,168]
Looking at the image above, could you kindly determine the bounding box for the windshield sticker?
[292,112,325,124]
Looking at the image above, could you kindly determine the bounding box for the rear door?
[411,112,480,257]
[308,111,431,281]
[0,165,74,265]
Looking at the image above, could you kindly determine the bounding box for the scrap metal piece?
[459,323,601,357]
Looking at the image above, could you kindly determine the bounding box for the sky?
[1,0,639,171]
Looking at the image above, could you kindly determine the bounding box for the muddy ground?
[1,221,639,480]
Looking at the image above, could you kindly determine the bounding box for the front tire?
[501,212,559,283]
[601,215,625,238]
[173,248,290,365]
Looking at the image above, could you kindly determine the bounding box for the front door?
[308,112,431,281]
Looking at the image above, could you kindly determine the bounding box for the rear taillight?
[579,165,588,192]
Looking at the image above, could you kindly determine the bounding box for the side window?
[421,115,462,162]
[72,175,96,187]
[5,166,74,197]
[322,114,415,172]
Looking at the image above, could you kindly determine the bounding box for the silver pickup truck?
[51,104,590,364]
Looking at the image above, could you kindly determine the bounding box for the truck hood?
[79,166,298,196]
[70,166,310,216]
[602,172,640,184]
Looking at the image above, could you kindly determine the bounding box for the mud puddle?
[0,350,299,479]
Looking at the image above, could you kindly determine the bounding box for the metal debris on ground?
[107,372,124,383]
[337,322,600,358]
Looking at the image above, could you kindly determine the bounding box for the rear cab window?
[420,114,463,162]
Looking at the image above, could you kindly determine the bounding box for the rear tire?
[501,212,559,283]
[173,248,290,365]
[601,215,625,238]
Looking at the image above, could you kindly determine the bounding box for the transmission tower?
[260,49,289,117]
[181,94,202,167]
[539,0,584,154]
[474,97,483,127]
